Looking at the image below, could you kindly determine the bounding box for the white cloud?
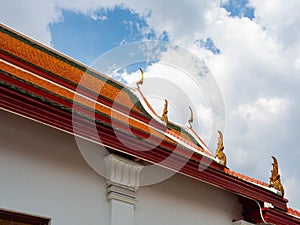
[249,0,300,67]
[90,14,107,21]
[234,97,287,122]
[285,175,300,209]
[249,0,300,46]
[0,0,62,45]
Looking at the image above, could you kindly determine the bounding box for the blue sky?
[221,0,254,19]
[50,7,158,64]
[50,7,172,65]
[48,0,254,66]
[1,0,300,210]
[48,2,253,65]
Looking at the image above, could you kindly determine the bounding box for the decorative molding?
[269,156,284,197]
[215,130,226,166]
[105,154,143,189]
[161,99,168,128]
[264,202,274,209]
[187,106,194,128]
[105,154,143,205]
[107,185,137,205]
[136,68,144,88]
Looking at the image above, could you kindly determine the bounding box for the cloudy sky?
[1,0,300,210]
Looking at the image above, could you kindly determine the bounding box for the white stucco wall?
[0,110,109,225]
[0,110,242,225]
[135,172,242,225]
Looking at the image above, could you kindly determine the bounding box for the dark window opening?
[0,209,50,225]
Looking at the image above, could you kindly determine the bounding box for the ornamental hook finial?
[136,68,144,88]
[188,106,194,128]
[215,131,227,166]
[161,99,168,128]
[269,156,284,196]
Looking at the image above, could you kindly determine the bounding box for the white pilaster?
[105,154,143,225]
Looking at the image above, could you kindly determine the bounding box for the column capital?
[104,154,143,205]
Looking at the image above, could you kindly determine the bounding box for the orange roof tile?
[1,60,176,143]
[0,29,140,113]
[166,129,214,157]
[223,168,269,187]
[287,207,300,219]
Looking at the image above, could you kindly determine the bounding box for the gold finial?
[188,106,194,128]
[136,68,144,88]
[161,99,168,128]
[215,130,227,166]
[269,156,284,196]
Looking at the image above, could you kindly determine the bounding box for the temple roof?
[1,23,299,224]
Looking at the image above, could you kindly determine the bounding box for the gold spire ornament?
[161,99,169,128]
[269,156,284,197]
[215,131,227,166]
[188,106,194,128]
[136,68,144,88]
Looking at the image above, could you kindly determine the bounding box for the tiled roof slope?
[0,23,208,155]
[1,23,299,224]
[0,24,146,117]
[288,208,300,219]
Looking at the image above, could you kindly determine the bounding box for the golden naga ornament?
[188,106,194,128]
[161,99,169,128]
[269,156,284,197]
[136,68,144,88]
[215,131,227,166]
